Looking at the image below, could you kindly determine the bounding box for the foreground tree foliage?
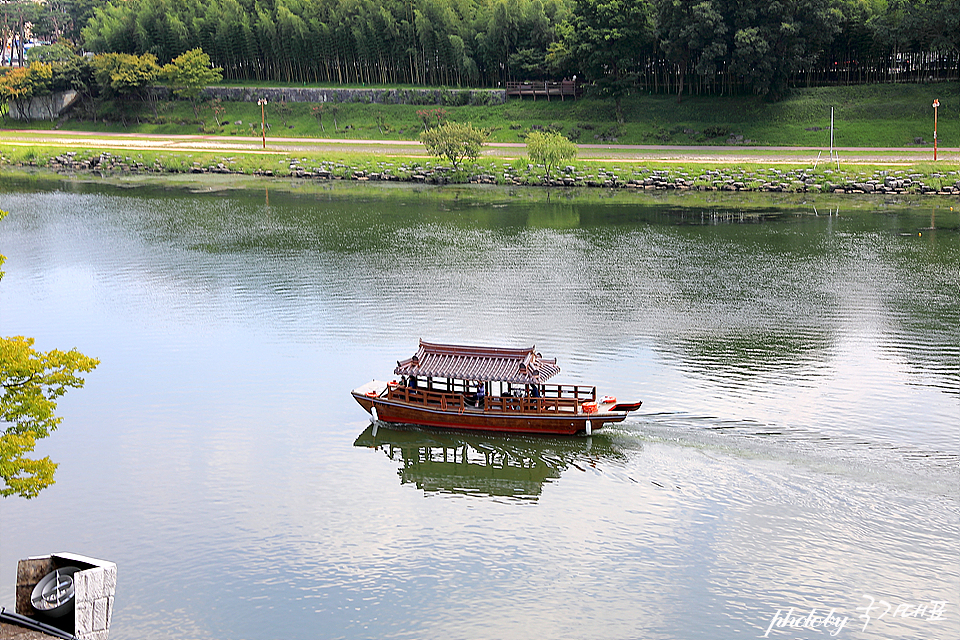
[0,212,100,499]
[420,121,488,169]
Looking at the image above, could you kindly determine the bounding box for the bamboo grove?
[16,0,960,98]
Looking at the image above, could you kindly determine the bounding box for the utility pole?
[932,99,939,161]
[258,98,267,149]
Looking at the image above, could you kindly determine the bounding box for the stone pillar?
[16,552,117,640]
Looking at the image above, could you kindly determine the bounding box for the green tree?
[160,48,223,119]
[567,0,656,121]
[0,62,53,120]
[1,211,100,499]
[726,0,840,99]
[26,43,77,64]
[419,121,487,170]
[55,0,105,44]
[91,51,160,120]
[656,0,728,101]
[475,0,569,84]
[526,130,577,179]
[91,51,160,99]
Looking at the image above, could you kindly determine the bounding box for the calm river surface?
[1,178,958,640]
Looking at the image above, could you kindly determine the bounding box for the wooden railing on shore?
[505,81,581,100]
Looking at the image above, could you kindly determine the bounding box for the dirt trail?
[2,129,957,165]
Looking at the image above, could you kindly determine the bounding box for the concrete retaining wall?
[9,90,79,120]
[8,87,504,121]
[198,86,506,106]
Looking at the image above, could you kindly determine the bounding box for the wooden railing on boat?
[387,386,466,412]
[386,383,596,414]
[483,395,580,413]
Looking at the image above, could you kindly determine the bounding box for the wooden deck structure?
[505,81,581,100]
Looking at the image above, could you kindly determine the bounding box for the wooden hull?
[352,391,629,436]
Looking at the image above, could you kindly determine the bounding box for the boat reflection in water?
[353,423,628,500]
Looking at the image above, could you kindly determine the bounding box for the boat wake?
[607,412,960,499]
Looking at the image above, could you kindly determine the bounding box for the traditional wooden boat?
[351,340,642,435]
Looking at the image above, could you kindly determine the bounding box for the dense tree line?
[8,0,959,99]
[0,46,222,124]
[77,0,568,88]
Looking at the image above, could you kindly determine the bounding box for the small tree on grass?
[416,108,447,131]
[420,122,487,171]
[329,104,340,132]
[210,97,226,128]
[159,48,223,121]
[526,131,578,180]
[311,104,325,132]
[274,97,291,127]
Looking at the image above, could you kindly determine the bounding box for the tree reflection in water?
[354,424,629,500]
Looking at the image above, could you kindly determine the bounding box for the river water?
[1,178,957,640]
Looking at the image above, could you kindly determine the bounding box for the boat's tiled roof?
[394,340,560,384]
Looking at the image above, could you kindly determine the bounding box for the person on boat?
[529,384,540,398]
[474,381,486,407]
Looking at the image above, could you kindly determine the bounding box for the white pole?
[831,107,839,169]
[830,107,834,154]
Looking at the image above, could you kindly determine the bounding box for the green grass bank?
[3,82,958,148]
[2,83,958,200]
[2,144,958,200]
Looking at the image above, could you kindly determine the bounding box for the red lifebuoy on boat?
[600,395,617,404]
[365,390,379,397]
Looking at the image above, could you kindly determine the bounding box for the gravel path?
[3,129,957,165]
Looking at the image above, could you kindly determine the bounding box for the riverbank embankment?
[2,129,958,196]
[10,150,958,197]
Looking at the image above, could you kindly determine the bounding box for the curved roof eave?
[394,340,560,384]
